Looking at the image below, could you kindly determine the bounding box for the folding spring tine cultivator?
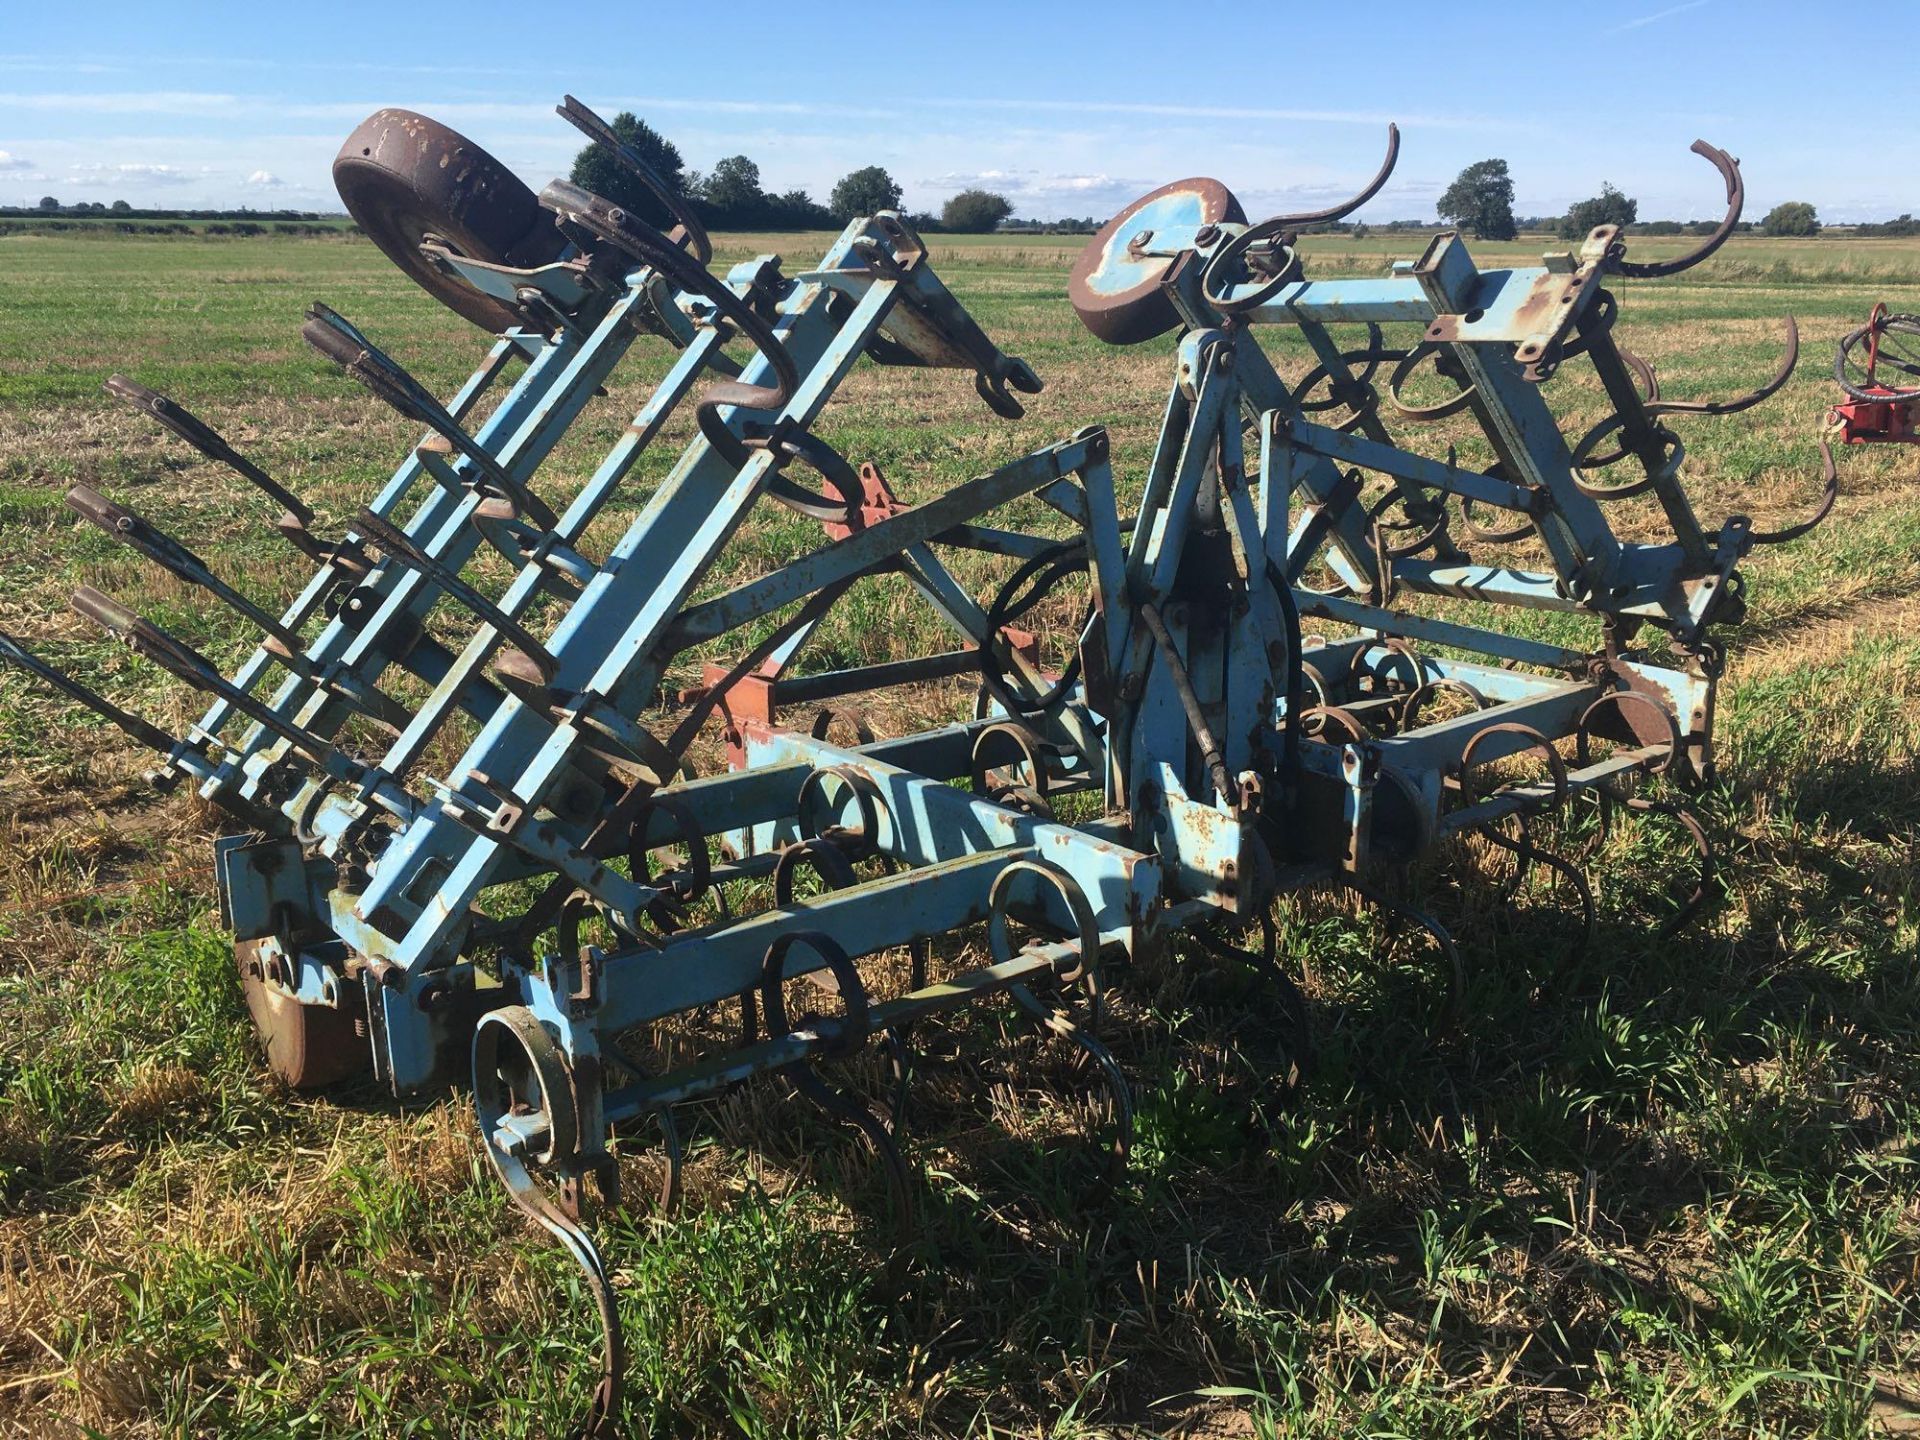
[1,100,1846,1430]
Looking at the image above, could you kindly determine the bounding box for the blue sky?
[0,1,1908,222]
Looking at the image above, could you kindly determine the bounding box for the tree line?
[20,140,1911,242]
[2,199,341,220]
[571,114,1013,233]
[1434,157,1887,241]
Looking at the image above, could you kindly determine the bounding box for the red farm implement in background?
[1830,304,1920,445]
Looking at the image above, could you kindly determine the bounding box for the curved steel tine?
[352,508,560,680]
[557,94,712,264]
[1604,786,1715,938]
[651,1105,684,1215]
[1473,814,1535,907]
[72,586,338,767]
[537,179,799,472]
[1613,140,1743,279]
[880,1026,916,1140]
[486,1119,624,1439]
[1473,818,1596,952]
[1269,124,1401,231]
[66,484,293,642]
[1523,841,1596,953]
[1650,316,1798,418]
[66,487,410,733]
[104,374,315,526]
[876,935,932,1137]
[0,627,181,758]
[1339,871,1466,1007]
[1742,439,1839,546]
[1203,125,1399,315]
[1192,919,1313,1093]
[787,1063,916,1258]
[304,303,557,528]
[1009,982,1132,1192]
[1618,345,1661,405]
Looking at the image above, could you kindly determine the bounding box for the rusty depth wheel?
[1068,177,1246,345]
[334,109,568,333]
[234,939,370,1090]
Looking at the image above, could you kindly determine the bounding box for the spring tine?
[352,508,560,681]
[879,1026,916,1140]
[65,485,299,647]
[651,1106,684,1215]
[556,94,711,264]
[1478,822,1596,954]
[1192,920,1313,1094]
[1009,982,1133,1193]
[788,1062,916,1256]
[0,627,181,757]
[71,586,336,766]
[1618,346,1661,405]
[1603,786,1715,939]
[1475,815,1537,907]
[482,1109,625,1440]
[100,377,366,575]
[1649,316,1798,418]
[304,305,557,529]
[1742,439,1839,546]
[1340,871,1467,1009]
[1612,140,1743,280]
[104,375,315,526]
[877,935,932,1137]
[66,486,409,732]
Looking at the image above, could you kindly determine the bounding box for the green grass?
[1,225,1918,1437]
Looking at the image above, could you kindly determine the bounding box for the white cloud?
[920,167,1157,215]
[0,90,244,115]
[245,169,283,187]
[0,149,30,171]
[1608,0,1710,33]
[61,161,198,187]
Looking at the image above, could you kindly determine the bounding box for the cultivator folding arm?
[2,104,1844,1428]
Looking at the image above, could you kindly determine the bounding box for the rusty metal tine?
[1648,316,1798,418]
[71,586,336,766]
[1009,983,1133,1191]
[0,627,181,757]
[556,95,711,264]
[65,486,409,732]
[103,375,314,526]
[352,508,560,680]
[304,304,557,529]
[65,485,300,649]
[1613,141,1743,279]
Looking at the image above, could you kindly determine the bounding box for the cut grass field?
[0,224,1917,1438]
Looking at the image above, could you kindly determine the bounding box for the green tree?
[940,188,1012,234]
[1436,158,1517,241]
[829,165,903,222]
[1559,183,1637,240]
[1760,200,1819,237]
[568,112,687,230]
[110,199,131,213]
[700,155,764,223]
[36,195,57,211]
[764,188,834,229]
